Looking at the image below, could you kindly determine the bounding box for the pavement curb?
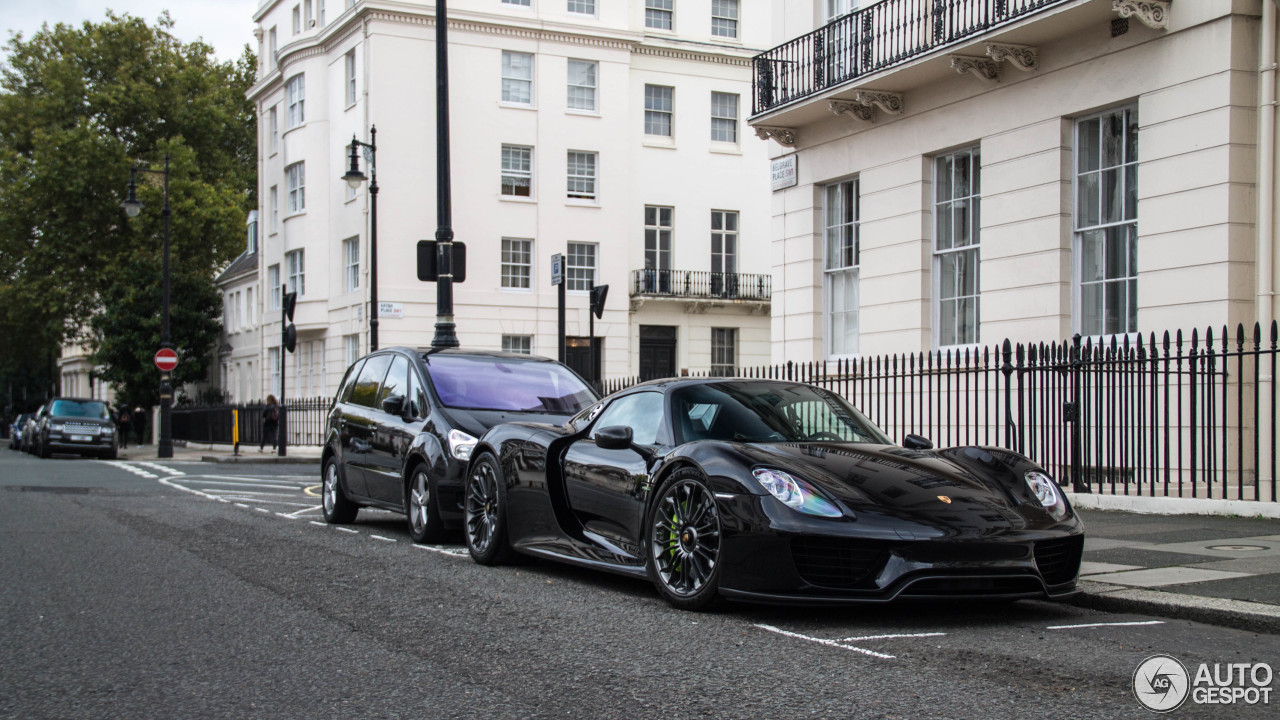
[1074,580,1280,635]
[199,455,320,464]
[1066,492,1280,519]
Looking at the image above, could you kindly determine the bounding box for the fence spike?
[1255,322,1263,349]
[1272,319,1278,348]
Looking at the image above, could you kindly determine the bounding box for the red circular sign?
[154,348,179,372]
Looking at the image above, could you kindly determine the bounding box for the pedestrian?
[261,395,279,452]
[133,406,146,445]
[116,406,131,449]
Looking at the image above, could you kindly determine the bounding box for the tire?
[321,456,359,524]
[646,469,724,611]
[38,438,50,459]
[405,463,446,544]
[464,452,515,565]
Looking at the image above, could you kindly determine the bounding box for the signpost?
[552,253,565,363]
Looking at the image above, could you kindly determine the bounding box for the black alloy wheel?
[322,455,359,524]
[406,464,446,543]
[464,453,515,565]
[647,469,723,610]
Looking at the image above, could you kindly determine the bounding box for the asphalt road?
[2,448,1277,719]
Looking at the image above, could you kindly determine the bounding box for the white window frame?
[825,0,855,22]
[268,264,281,309]
[502,335,533,354]
[501,238,533,290]
[711,0,739,39]
[344,50,357,107]
[566,242,597,292]
[269,186,279,232]
[246,286,255,327]
[286,249,305,297]
[344,236,360,292]
[501,144,533,198]
[305,0,313,28]
[644,85,673,137]
[933,147,981,349]
[711,209,737,280]
[286,74,305,127]
[292,5,301,34]
[644,205,673,274]
[824,179,859,358]
[501,51,534,106]
[269,106,278,154]
[247,210,259,253]
[567,59,597,112]
[1074,105,1139,339]
[710,327,737,377]
[710,92,738,143]
[286,162,305,214]
[269,347,282,398]
[567,151,597,202]
[502,0,532,5]
[567,0,596,16]
[645,0,674,31]
[318,0,326,26]
[344,334,359,367]
[269,27,277,69]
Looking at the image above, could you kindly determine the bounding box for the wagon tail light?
[752,468,844,518]
[1024,471,1069,520]
[449,429,479,461]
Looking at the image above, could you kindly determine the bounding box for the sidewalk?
[116,442,322,464]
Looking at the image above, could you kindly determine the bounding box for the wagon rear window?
[424,355,596,414]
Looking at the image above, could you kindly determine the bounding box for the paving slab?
[1087,567,1253,588]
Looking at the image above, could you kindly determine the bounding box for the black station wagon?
[321,347,598,542]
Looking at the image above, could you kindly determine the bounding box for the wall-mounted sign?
[378,301,404,319]
[771,155,798,191]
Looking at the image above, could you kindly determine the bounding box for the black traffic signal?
[416,240,467,283]
[282,290,297,353]
[589,284,609,319]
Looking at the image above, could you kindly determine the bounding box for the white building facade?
[214,211,263,403]
[752,0,1279,362]
[244,0,774,400]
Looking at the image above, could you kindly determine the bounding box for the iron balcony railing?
[630,269,772,301]
[753,0,1069,115]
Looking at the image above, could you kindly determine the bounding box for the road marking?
[837,632,947,642]
[370,534,397,542]
[414,544,470,558]
[754,625,896,659]
[235,503,250,509]
[179,480,309,491]
[136,461,184,476]
[1046,620,1165,630]
[273,512,296,520]
[303,484,322,497]
[310,521,327,527]
[335,527,359,534]
[254,507,271,513]
[283,505,323,517]
[100,461,158,479]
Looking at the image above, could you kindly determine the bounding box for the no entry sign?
[154,348,179,372]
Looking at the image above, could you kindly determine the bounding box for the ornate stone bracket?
[829,99,875,123]
[986,43,1039,72]
[754,125,798,147]
[1112,0,1170,30]
[853,90,904,115]
[949,55,1001,83]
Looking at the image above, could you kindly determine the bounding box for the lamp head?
[342,139,366,189]
[122,169,143,217]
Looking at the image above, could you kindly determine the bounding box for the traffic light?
[416,240,467,283]
[282,290,297,353]
[589,284,609,319]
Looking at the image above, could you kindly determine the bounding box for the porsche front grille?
[1034,535,1084,585]
[791,537,891,590]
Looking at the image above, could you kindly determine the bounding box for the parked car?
[20,407,42,454]
[321,347,599,542]
[464,377,1085,610]
[8,413,34,450]
[33,398,119,459]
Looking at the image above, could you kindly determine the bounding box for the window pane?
[1077,171,1100,228]
[1078,117,1100,173]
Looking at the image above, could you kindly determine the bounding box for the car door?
[344,353,393,498]
[561,391,666,556]
[365,354,417,505]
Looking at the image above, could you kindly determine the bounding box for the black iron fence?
[172,397,331,448]
[753,0,1069,115]
[630,269,772,301]
[606,323,1280,503]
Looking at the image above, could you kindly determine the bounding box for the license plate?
[70,435,92,442]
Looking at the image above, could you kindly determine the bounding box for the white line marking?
[254,507,271,513]
[335,527,359,534]
[154,474,216,499]
[414,545,470,558]
[186,474,316,485]
[177,480,307,490]
[1046,621,1166,630]
[369,534,397,542]
[100,461,158,479]
[310,521,328,527]
[137,461,185,476]
[837,632,947,642]
[273,513,296,520]
[234,503,250,509]
[754,625,895,659]
[284,505,323,517]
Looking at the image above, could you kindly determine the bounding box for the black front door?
[638,326,676,381]
[565,337,602,386]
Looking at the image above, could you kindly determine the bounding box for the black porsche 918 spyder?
[463,378,1084,610]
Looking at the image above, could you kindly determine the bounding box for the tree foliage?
[0,11,256,409]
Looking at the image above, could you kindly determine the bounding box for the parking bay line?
[179,479,312,491]
[754,624,899,659]
[1046,620,1165,630]
[136,461,185,476]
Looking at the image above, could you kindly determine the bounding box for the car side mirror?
[903,433,934,450]
[595,425,633,450]
[382,395,406,416]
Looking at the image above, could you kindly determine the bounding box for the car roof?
[380,346,567,364]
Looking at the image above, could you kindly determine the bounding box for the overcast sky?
[2,1,261,63]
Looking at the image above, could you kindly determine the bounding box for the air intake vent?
[1034,535,1084,586]
[791,537,891,589]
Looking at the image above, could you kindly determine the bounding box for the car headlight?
[448,429,478,461]
[102,428,114,436]
[752,468,843,518]
[1025,471,1069,520]
[49,423,64,432]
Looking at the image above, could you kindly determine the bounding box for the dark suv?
[34,398,118,459]
[321,348,598,542]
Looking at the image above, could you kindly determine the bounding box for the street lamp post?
[431,0,459,349]
[122,154,174,460]
[342,127,380,352]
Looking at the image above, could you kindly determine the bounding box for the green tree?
[0,11,255,404]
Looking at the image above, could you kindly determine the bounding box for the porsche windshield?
[673,381,892,445]
[423,355,597,414]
